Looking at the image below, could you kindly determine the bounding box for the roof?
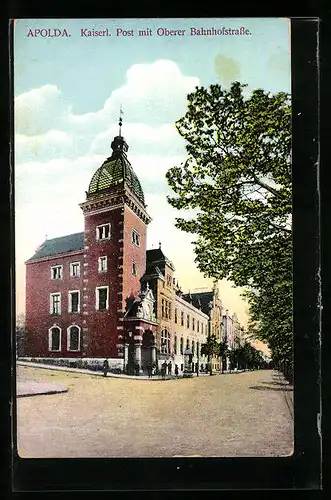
[87,135,145,205]
[146,248,175,271]
[27,232,84,261]
[182,292,213,315]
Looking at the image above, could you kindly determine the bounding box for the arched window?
[67,325,81,351]
[174,335,177,355]
[161,328,170,354]
[48,326,61,352]
[180,337,184,354]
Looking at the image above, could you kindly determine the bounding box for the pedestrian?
[102,359,109,377]
[175,364,179,377]
[168,361,172,375]
[161,362,166,380]
[148,361,152,378]
[196,362,199,377]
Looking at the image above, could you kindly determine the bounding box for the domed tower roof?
[87,131,145,206]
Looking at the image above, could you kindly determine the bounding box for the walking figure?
[102,359,109,377]
[161,362,166,379]
[168,361,172,375]
[175,364,179,377]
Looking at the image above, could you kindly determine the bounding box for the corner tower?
[79,122,151,359]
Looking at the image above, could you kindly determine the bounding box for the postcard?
[13,18,294,460]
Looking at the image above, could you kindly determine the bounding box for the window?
[186,314,190,329]
[51,265,63,280]
[197,320,200,333]
[96,223,111,240]
[174,335,177,355]
[192,318,195,331]
[161,329,170,354]
[181,311,184,326]
[67,325,80,351]
[70,262,80,277]
[180,337,184,354]
[167,274,172,287]
[186,338,190,350]
[132,229,140,246]
[132,262,137,276]
[69,291,80,313]
[197,342,200,358]
[192,340,195,356]
[96,286,109,311]
[49,326,61,351]
[50,293,61,315]
[163,300,171,319]
[98,256,107,273]
[175,308,178,324]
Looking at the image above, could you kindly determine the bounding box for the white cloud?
[15,84,70,136]
[15,59,199,162]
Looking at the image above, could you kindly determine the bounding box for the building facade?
[23,127,211,374]
[182,283,224,371]
[173,294,209,372]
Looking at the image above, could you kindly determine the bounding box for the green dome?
[88,135,145,205]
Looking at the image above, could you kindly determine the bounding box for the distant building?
[182,283,223,371]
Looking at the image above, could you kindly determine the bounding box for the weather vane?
[119,105,123,136]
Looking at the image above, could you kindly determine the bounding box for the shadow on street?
[249,385,293,392]
[261,381,289,387]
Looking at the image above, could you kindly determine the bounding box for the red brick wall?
[25,198,150,360]
[83,206,123,358]
[25,251,84,357]
[122,205,147,311]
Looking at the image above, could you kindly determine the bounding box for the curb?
[275,371,294,420]
[17,361,194,381]
[17,388,68,398]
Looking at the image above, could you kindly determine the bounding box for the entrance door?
[141,330,155,373]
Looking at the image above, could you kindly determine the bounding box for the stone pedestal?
[151,345,156,364]
[134,343,142,373]
[124,343,129,371]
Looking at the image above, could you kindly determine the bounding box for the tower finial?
[119,105,123,137]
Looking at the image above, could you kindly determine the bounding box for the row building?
[23,126,217,374]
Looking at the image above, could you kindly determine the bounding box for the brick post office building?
[24,127,211,374]
[24,130,159,373]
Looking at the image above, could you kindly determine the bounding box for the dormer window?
[132,229,140,246]
[96,223,111,241]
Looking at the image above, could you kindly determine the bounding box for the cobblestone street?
[16,365,293,458]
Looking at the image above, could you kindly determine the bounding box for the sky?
[14,18,291,337]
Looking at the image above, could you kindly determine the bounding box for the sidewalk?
[17,360,209,381]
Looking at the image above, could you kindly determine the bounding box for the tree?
[201,334,218,375]
[218,340,229,373]
[166,82,292,374]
